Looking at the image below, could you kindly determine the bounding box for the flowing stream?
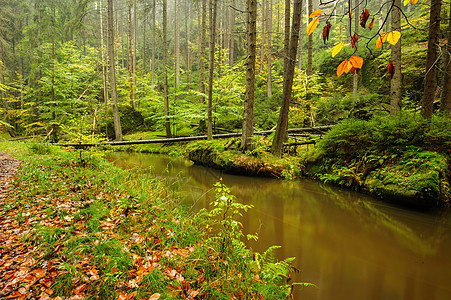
[107,152,451,300]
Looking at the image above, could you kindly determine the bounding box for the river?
[107,152,451,300]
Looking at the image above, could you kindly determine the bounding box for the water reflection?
[107,152,451,300]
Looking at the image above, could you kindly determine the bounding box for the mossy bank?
[181,115,450,207]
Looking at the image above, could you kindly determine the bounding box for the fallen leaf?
[148,293,160,300]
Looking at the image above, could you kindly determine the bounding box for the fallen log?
[55,125,334,148]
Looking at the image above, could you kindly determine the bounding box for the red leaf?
[360,9,370,28]
[368,18,375,30]
[388,62,395,79]
[322,21,332,43]
[351,33,359,48]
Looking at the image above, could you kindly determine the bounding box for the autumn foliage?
[0,143,300,299]
[305,3,412,78]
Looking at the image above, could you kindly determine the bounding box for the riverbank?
[118,114,450,207]
[0,142,302,299]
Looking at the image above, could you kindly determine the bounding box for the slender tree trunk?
[267,0,273,98]
[271,0,303,157]
[422,0,442,118]
[230,0,236,66]
[390,0,402,115]
[386,1,390,32]
[108,0,122,141]
[20,55,24,110]
[100,0,109,105]
[128,0,134,107]
[207,0,218,140]
[352,0,359,103]
[297,0,303,70]
[51,0,56,123]
[200,0,207,102]
[163,0,171,137]
[175,0,180,88]
[186,0,191,90]
[260,0,266,73]
[307,0,313,76]
[143,10,147,74]
[284,0,291,73]
[242,0,257,151]
[133,0,137,102]
[379,0,384,30]
[152,0,156,87]
[440,0,451,114]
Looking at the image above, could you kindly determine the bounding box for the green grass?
[0,141,304,299]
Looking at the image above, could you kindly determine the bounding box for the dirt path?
[0,152,20,193]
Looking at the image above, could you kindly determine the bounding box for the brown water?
[107,152,451,300]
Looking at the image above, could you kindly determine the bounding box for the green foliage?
[308,113,450,204]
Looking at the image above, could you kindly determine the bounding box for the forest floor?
[0,143,297,299]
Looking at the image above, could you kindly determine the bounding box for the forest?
[0,0,451,299]
[0,0,448,147]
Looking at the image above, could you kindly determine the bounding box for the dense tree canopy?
[0,0,449,146]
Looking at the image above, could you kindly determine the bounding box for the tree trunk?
[143,9,147,74]
[284,0,291,73]
[230,0,236,66]
[260,0,265,73]
[175,0,180,88]
[242,0,257,151]
[421,0,441,118]
[152,0,156,87]
[163,0,171,137]
[107,0,122,141]
[352,0,359,103]
[186,0,191,90]
[390,0,402,115]
[99,0,109,105]
[271,0,303,157]
[200,0,207,103]
[267,0,273,98]
[297,0,303,70]
[386,0,390,32]
[207,0,218,140]
[133,0,137,105]
[440,0,451,114]
[379,0,384,30]
[128,0,134,108]
[307,0,313,76]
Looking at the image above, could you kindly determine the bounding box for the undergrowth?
[0,141,312,299]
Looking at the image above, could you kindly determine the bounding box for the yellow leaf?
[376,32,388,49]
[387,31,401,45]
[307,18,319,36]
[349,56,364,68]
[411,0,418,4]
[332,42,344,57]
[309,9,322,18]
[403,0,410,6]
